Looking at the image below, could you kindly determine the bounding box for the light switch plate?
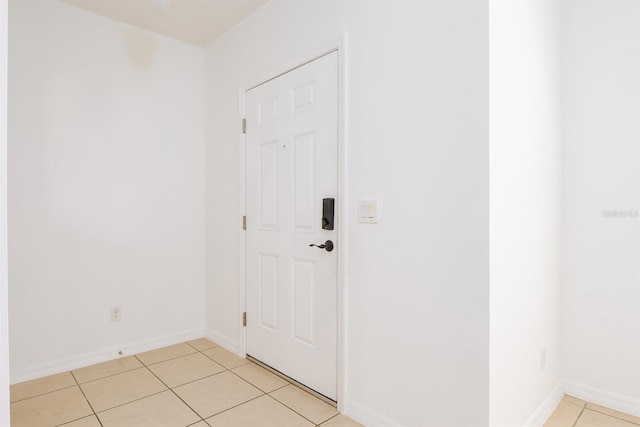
[358,200,378,223]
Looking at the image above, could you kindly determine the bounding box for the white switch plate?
[358,200,378,223]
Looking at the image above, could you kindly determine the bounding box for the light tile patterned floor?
[10,338,363,427]
[544,395,640,427]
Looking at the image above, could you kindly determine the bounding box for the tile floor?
[544,394,640,427]
[13,340,639,427]
[10,338,363,427]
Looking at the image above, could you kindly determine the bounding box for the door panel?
[245,51,338,400]
[292,132,316,231]
[258,253,278,332]
[259,141,278,230]
[292,258,315,346]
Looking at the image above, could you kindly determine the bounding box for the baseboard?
[10,328,204,384]
[524,381,565,427]
[205,328,239,354]
[344,400,403,427]
[564,379,640,418]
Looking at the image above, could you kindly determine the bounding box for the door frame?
[237,34,348,411]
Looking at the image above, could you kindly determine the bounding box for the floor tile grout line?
[92,389,169,415]
[138,349,200,367]
[268,382,291,393]
[9,383,78,404]
[561,396,640,427]
[319,413,342,426]
[143,354,232,390]
[200,393,267,422]
[140,343,264,424]
[267,392,340,426]
[198,350,251,370]
[155,354,293,420]
[54,414,102,427]
[74,364,144,386]
[584,407,640,426]
[71,341,217,385]
[137,355,208,423]
[572,405,587,427]
[76,365,151,388]
[559,396,640,427]
[220,365,328,425]
[185,341,219,353]
[12,340,348,426]
[80,342,234,394]
[17,345,205,393]
[139,348,287,421]
[141,349,228,386]
[158,368,229,390]
[200,350,252,370]
[226,364,284,394]
[224,360,334,423]
[177,364,269,419]
[263,392,327,426]
[69,370,104,427]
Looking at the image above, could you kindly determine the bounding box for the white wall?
[563,0,640,411]
[489,1,564,425]
[0,0,9,423]
[9,0,205,381]
[204,1,490,425]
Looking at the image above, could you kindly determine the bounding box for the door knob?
[309,240,334,252]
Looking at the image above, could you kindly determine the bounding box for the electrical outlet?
[111,305,121,322]
[540,346,547,370]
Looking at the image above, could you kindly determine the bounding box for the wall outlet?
[540,346,546,370]
[111,305,121,322]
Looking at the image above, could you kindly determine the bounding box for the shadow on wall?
[123,28,157,71]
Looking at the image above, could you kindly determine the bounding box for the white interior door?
[245,51,338,400]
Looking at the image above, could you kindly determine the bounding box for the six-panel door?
[245,51,338,400]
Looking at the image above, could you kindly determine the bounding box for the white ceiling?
[58,0,270,47]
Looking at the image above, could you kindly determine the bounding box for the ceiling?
[58,0,270,47]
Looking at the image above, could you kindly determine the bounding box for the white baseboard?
[10,328,204,384]
[344,400,403,427]
[564,379,640,418]
[524,381,565,427]
[205,328,239,354]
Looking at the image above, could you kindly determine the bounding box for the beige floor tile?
[202,347,250,369]
[188,422,210,427]
[97,390,200,427]
[586,404,640,425]
[174,371,262,418]
[187,338,218,351]
[72,356,143,384]
[544,400,584,427]
[205,395,314,427]
[10,386,93,427]
[576,409,638,427]
[270,384,338,424]
[10,371,77,402]
[149,352,226,388]
[320,414,365,427]
[136,343,197,366]
[60,415,102,426]
[564,394,587,408]
[80,367,166,412]
[232,363,288,393]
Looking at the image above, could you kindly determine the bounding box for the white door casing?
[244,51,338,400]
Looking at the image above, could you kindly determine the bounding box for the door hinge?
[242,215,246,230]
[242,312,247,327]
[242,118,246,134]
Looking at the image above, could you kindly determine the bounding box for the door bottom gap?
[246,354,337,407]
